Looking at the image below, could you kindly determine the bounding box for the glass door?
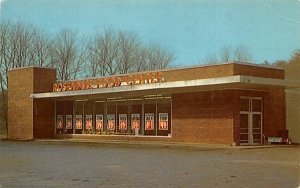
[240,97,263,145]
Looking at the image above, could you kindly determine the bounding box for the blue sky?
[1,0,300,66]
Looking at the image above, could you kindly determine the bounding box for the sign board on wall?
[53,72,165,92]
[145,113,154,130]
[119,114,128,130]
[85,115,93,129]
[56,115,63,129]
[75,115,83,129]
[96,114,103,130]
[107,114,115,131]
[66,115,73,129]
[131,114,140,130]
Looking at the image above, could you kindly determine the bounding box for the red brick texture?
[171,90,236,144]
[8,67,56,140]
[8,68,34,140]
[172,88,285,145]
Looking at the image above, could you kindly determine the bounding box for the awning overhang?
[30,75,299,99]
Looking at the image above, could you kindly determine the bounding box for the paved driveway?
[0,141,299,188]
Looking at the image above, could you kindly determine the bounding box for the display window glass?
[119,114,128,132]
[107,99,116,134]
[157,96,171,136]
[129,98,142,135]
[240,98,250,112]
[107,114,116,131]
[55,94,172,137]
[75,115,83,130]
[84,101,94,134]
[117,99,129,134]
[95,100,105,134]
[144,96,156,136]
[66,115,73,130]
[56,115,63,131]
[95,114,104,132]
[55,101,65,134]
[75,101,84,134]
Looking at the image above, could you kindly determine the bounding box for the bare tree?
[86,29,119,77]
[50,29,85,81]
[86,29,174,77]
[30,29,52,66]
[219,45,231,62]
[116,31,139,74]
[204,45,253,64]
[205,52,219,64]
[233,44,253,62]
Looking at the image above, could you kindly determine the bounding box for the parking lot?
[0,141,299,188]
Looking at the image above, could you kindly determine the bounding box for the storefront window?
[55,101,64,134]
[64,101,73,134]
[129,98,142,135]
[75,101,84,134]
[55,95,172,137]
[157,96,171,136]
[117,99,129,135]
[84,101,93,134]
[95,100,105,134]
[107,99,116,134]
[144,96,157,136]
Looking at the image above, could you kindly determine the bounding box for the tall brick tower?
[7,67,56,140]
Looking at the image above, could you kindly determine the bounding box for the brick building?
[7,62,297,145]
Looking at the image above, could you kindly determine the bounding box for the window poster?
[131,114,140,130]
[107,114,115,131]
[119,114,128,130]
[145,113,154,130]
[75,115,83,129]
[66,115,73,129]
[159,113,168,130]
[56,115,63,129]
[95,114,103,130]
[85,115,93,129]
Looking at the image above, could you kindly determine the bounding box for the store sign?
[85,115,93,130]
[145,113,154,130]
[131,114,140,130]
[159,113,168,130]
[107,114,116,131]
[119,114,128,130]
[96,114,103,131]
[53,72,165,92]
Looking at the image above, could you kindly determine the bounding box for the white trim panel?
[30,75,295,99]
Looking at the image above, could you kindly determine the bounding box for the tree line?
[0,21,174,132]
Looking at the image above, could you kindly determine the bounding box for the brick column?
[8,67,56,140]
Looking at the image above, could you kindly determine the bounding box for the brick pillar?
[8,67,56,140]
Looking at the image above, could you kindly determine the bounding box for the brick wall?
[33,68,56,138]
[8,68,34,140]
[171,90,236,145]
[8,67,56,140]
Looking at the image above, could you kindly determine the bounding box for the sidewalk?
[33,138,297,150]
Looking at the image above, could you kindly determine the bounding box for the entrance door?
[240,98,263,145]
